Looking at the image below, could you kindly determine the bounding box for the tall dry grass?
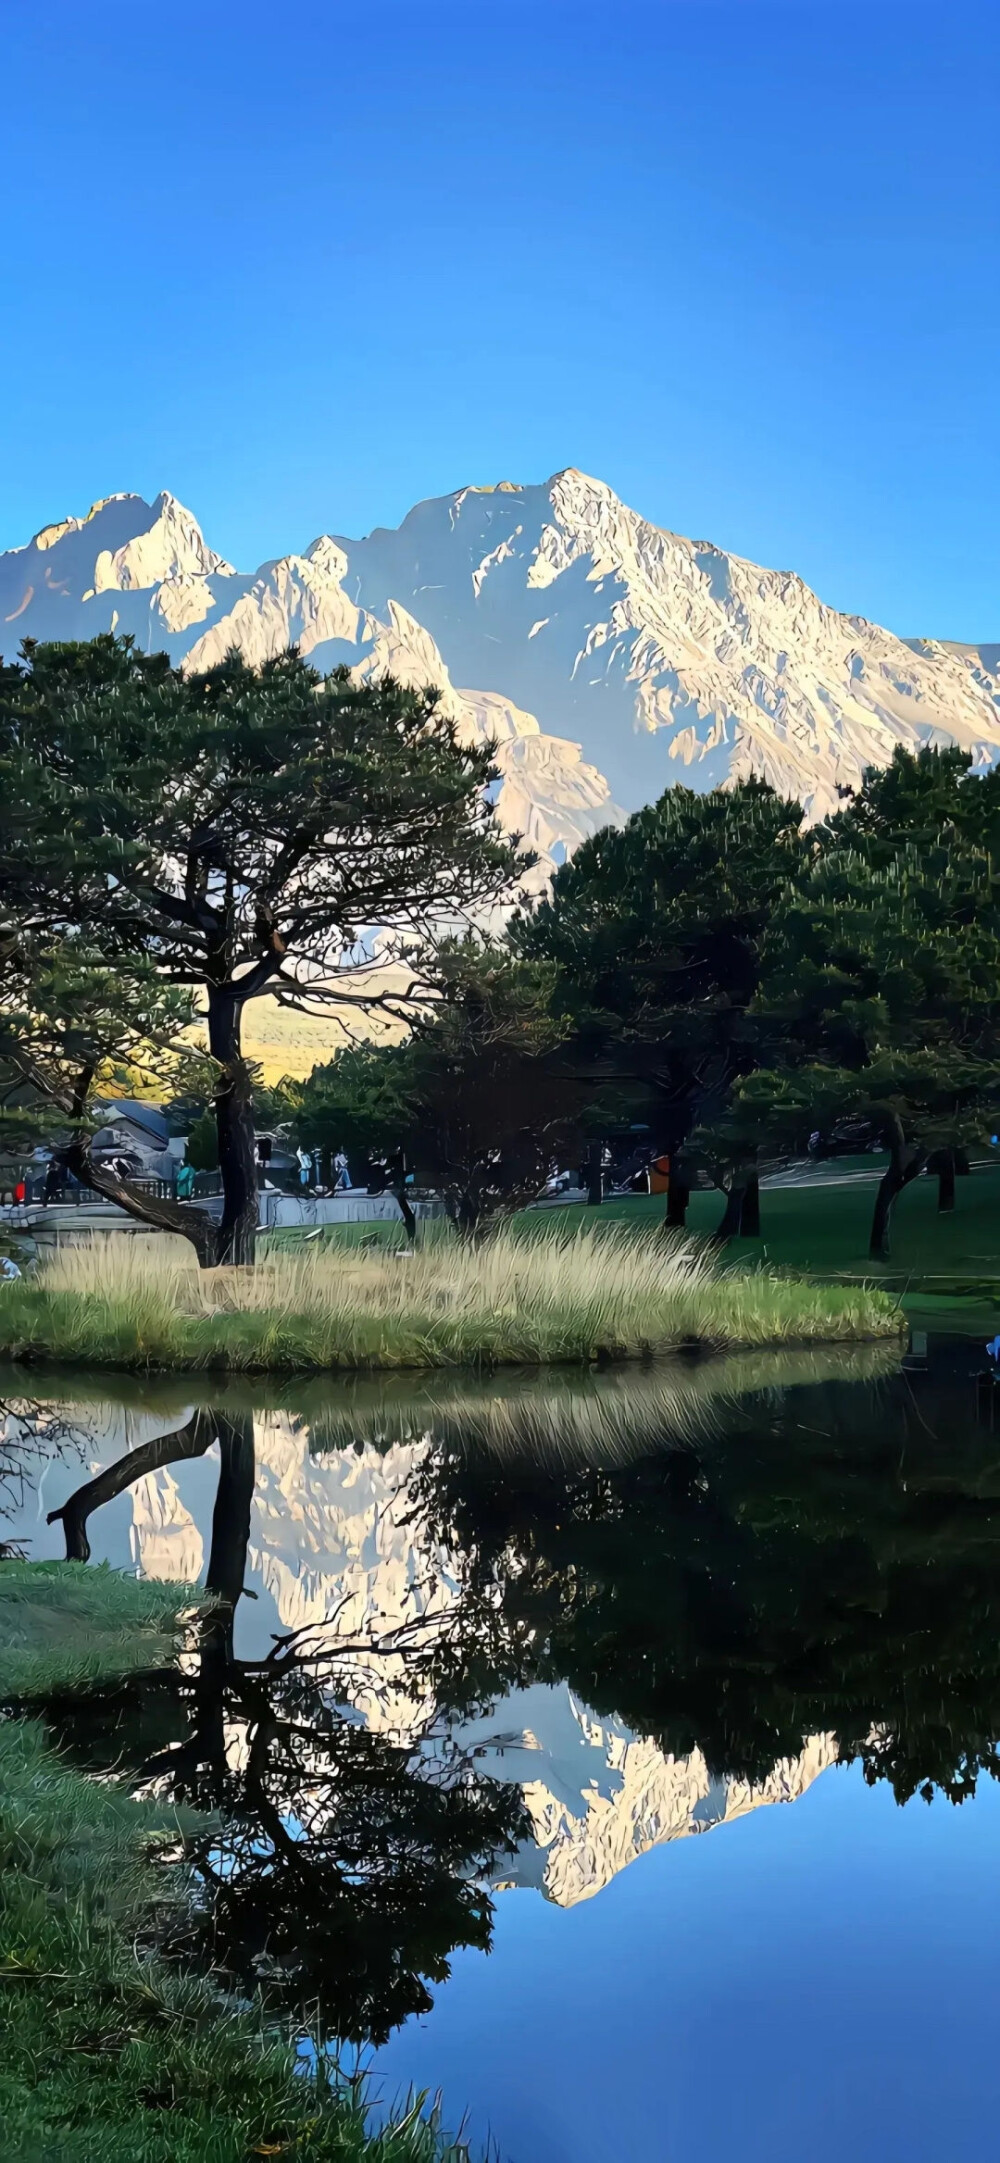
[0,1225,903,1374]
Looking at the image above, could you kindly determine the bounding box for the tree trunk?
[716,1157,762,1240]
[457,1190,480,1239]
[138,1417,256,1790]
[869,1119,926,1260]
[47,1409,215,1561]
[206,1413,256,1608]
[208,989,258,1267]
[740,1168,761,1238]
[665,1176,690,1231]
[585,1142,604,1207]
[60,1138,217,1267]
[716,1177,747,1240]
[936,1148,956,1213]
[869,1166,902,1261]
[393,1183,417,1244]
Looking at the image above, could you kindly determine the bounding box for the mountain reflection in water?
[3,1340,1000,2052]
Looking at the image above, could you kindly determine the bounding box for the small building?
[89,1101,176,1182]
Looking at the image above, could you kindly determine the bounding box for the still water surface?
[3,1342,999,2161]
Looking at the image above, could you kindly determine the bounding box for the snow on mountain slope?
[0,490,234,640]
[3,473,999,827]
[442,1683,835,1906]
[0,494,619,890]
[6,473,998,1070]
[330,469,1000,818]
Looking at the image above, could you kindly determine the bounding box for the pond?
[3,1339,1000,2162]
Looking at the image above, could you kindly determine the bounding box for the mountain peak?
[548,465,606,487]
[0,490,234,648]
[4,472,1000,832]
[30,492,149,555]
[87,488,235,593]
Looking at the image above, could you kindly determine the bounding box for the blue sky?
[2,1,997,638]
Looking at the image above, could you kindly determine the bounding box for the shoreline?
[0,1308,906,1377]
[0,1561,470,2162]
[0,1226,905,1377]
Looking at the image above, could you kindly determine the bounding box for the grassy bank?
[0,1560,470,2162]
[0,1226,902,1374]
[0,1558,203,1698]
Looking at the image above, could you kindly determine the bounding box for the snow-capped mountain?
[0,487,622,889]
[4,472,999,827]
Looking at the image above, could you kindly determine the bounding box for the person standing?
[296,1146,312,1190]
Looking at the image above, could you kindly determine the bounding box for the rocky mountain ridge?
[0,486,622,891]
[7,473,998,1073]
[4,473,999,832]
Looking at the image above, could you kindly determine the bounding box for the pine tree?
[0,636,523,1262]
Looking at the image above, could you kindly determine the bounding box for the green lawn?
[533,1160,998,1277]
[529,1159,1000,1336]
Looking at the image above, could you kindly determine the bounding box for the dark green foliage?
[821,742,1000,861]
[0,635,522,1262]
[406,1359,1000,1807]
[92,1654,525,2049]
[515,780,805,1221]
[742,840,1000,1252]
[404,940,580,1231]
[184,1111,219,1173]
[31,1409,525,2056]
[516,758,1000,1249]
[0,936,198,1147]
[518,776,802,1058]
[295,1041,419,1168]
[0,1704,476,2161]
[295,940,582,1233]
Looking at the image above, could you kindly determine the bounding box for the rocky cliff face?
[5,470,998,833]
[0,487,623,889]
[326,468,1000,819]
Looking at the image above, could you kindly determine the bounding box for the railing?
[191,1171,223,1198]
[12,1175,180,1208]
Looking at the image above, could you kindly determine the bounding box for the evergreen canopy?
[0,635,523,1258]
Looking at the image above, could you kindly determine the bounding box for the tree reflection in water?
[18,1344,1000,2050]
[38,1404,525,2046]
[1,1392,86,1558]
[400,1352,1000,1807]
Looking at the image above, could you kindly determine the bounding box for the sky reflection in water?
[2,1343,999,2160]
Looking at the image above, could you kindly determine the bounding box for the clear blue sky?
[2,1,997,639]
